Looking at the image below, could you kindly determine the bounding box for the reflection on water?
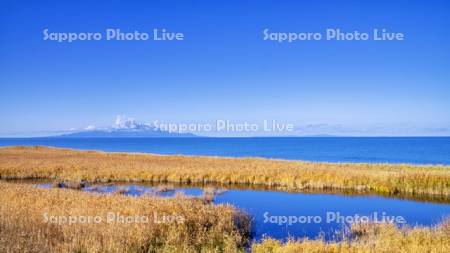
[36,182,450,241]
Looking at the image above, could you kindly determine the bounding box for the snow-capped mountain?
[111,115,153,130]
[59,116,196,138]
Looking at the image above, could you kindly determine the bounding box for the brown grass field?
[1,146,450,252]
[252,220,450,253]
[0,181,251,253]
[1,181,449,253]
[1,146,449,198]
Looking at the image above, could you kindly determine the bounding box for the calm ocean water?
[1,137,449,164]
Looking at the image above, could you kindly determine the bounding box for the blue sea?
[0,137,449,165]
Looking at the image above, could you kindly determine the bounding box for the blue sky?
[1,0,449,136]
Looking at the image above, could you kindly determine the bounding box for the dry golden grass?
[1,146,449,198]
[2,180,449,253]
[0,181,251,253]
[1,146,449,252]
[252,220,450,253]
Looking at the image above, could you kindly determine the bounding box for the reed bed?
[252,220,450,253]
[1,180,449,253]
[0,181,251,253]
[1,146,449,198]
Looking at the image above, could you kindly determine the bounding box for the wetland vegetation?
[1,146,449,252]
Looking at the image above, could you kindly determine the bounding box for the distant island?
[59,116,196,138]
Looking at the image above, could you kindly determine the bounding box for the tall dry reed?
[252,220,450,253]
[0,181,251,253]
[1,146,449,198]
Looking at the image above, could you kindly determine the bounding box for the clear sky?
[1,0,449,136]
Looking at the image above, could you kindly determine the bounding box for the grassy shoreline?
[252,221,450,253]
[1,146,450,252]
[1,146,449,198]
[0,181,251,253]
[1,181,449,252]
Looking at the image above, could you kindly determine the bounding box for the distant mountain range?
[59,116,196,138]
